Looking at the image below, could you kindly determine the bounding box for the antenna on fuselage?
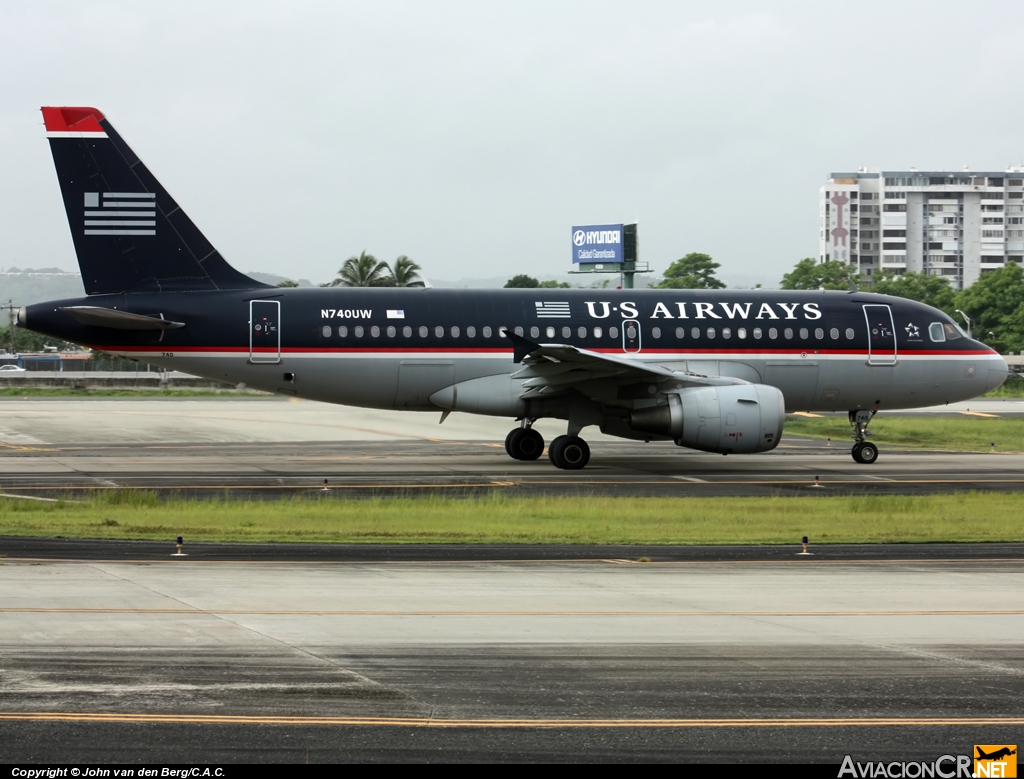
[848,278,859,293]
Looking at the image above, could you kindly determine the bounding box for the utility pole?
[1,300,16,354]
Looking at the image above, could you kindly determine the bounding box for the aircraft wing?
[506,331,747,400]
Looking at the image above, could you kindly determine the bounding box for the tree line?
[276,251,426,288]
[652,252,1024,354]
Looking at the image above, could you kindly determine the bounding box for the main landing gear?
[547,435,590,470]
[503,421,592,470]
[849,407,880,464]
[505,423,544,461]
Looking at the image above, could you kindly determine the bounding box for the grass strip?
[1,491,1022,545]
[784,415,1024,452]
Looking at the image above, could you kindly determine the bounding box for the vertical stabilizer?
[42,106,269,295]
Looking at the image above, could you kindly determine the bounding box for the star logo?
[905,323,920,338]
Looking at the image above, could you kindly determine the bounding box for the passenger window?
[738,328,747,339]
[451,326,459,338]
[830,328,839,340]
[652,327,661,339]
[845,328,855,339]
[419,326,428,338]
[322,326,331,338]
[387,326,396,338]
[593,326,603,338]
[799,328,808,339]
[784,328,793,339]
[434,326,444,338]
[769,328,778,339]
[484,326,493,338]
[338,326,348,337]
[369,326,378,337]
[467,326,476,338]
[562,326,571,339]
[707,327,716,339]
[753,328,762,339]
[498,327,507,338]
[403,326,412,338]
[676,327,685,339]
[929,323,945,342]
[722,327,731,339]
[355,326,364,337]
[609,326,618,338]
[691,327,700,339]
[514,326,524,336]
[578,326,586,338]
[815,328,823,339]
[530,326,540,338]
[546,326,555,338]
[942,323,963,341]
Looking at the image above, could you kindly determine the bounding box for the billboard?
[572,223,623,264]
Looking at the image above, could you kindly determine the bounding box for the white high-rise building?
[819,167,1024,290]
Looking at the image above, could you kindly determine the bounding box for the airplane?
[18,106,1009,469]
[976,748,1017,761]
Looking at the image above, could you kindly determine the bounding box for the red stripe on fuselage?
[94,345,998,357]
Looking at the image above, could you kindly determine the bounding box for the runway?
[1,557,1022,762]
[1,398,1022,762]
[0,399,1022,497]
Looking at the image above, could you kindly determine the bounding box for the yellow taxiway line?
[1,712,1022,728]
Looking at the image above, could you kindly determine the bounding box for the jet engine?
[629,384,785,454]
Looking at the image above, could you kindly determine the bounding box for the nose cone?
[16,306,26,327]
[986,355,1009,393]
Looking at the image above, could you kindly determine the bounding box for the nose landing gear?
[849,405,880,464]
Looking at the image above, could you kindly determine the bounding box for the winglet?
[506,330,542,363]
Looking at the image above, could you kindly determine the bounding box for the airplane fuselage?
[23,286,1007,420]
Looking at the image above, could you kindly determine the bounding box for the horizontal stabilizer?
[60,306,185,331]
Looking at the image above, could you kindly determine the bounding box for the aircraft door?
[622,320,641,353]
[249,300,281,364]
[863,304,896,365]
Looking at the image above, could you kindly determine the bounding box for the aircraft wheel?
[514,428,544,460]
[548,435,590,470]
[504,429,521,459]
[857,441,879,464]
[851,443,863,463]
[505,428,544,461]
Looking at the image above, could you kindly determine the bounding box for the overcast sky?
[2,1,1023,288]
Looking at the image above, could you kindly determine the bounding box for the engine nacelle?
[629,384,785,454]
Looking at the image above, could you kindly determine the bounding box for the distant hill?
[0,269,316,306]
[0,269,86,306]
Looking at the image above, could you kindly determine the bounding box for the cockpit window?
[930,322,964,342]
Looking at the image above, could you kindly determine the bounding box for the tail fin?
[42,106,269,295]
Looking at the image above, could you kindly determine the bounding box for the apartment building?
[819,167,1024,290]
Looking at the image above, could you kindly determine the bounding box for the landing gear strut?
[849,407,879,464]
[504,420,544,461]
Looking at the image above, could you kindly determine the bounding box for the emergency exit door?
[622,320,641,353]
[249,300,281,364]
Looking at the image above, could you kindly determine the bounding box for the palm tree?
[389,255,425,288]
[331,251,391,287]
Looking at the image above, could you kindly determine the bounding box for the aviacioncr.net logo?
[573,230,586,246]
